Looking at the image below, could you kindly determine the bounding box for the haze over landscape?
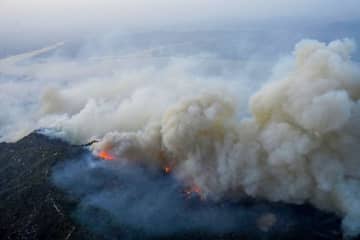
[1,0,360,239]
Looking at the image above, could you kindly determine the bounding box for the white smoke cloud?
[1,37,360,237]
[89,39,360,236]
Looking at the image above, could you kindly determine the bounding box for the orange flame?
[98,150,115,161]
[164,166,171,174]
[184,184,204,200]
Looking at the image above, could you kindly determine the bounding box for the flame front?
[98,150,115,160]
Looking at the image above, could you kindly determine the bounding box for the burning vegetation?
[97,150,115,161]
[163,166,171,174]
[96,150,206,201]
[184,184,204,200]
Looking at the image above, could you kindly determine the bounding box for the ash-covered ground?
[0,131,345,240]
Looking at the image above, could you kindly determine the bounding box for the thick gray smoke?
[1,37,360,237]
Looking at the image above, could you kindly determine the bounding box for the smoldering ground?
[52,155,254,238]
[52,153,341,239]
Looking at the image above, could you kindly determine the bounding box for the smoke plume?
[1,38,360,236]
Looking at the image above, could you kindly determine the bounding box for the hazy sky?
[0,0,359,54]
[1,0,359,33]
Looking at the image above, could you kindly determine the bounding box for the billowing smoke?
[1,38,360,237]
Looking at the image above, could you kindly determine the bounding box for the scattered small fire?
[160,165,204,200]
[184,184,204,200]
[163,166,171,174]
[98,150,115,161]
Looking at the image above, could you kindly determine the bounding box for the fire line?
[98,150,115,161]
